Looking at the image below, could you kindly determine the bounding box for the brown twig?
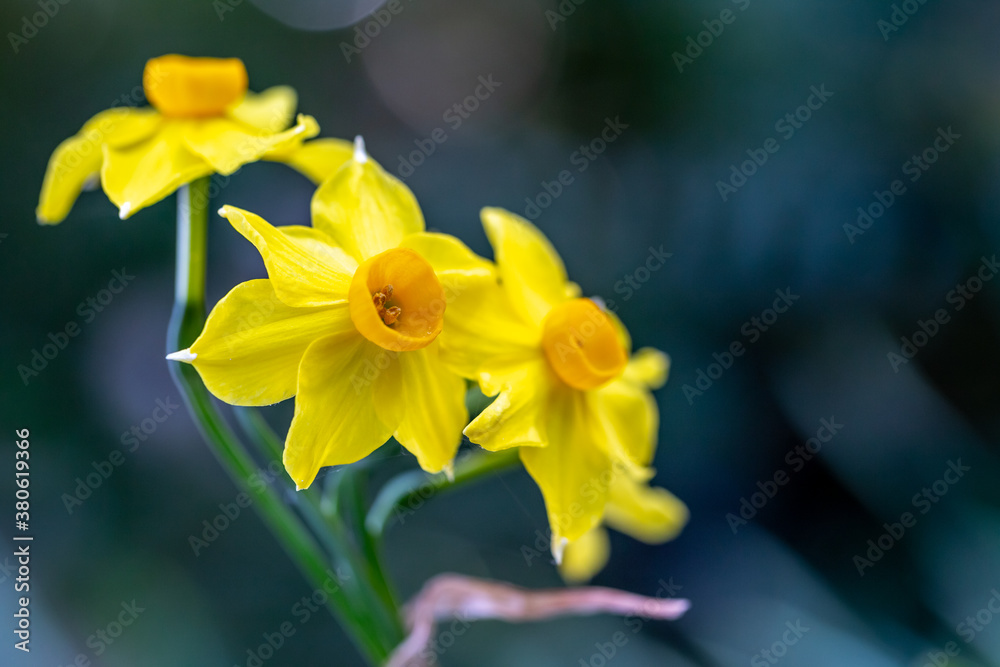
[386,574,691,667]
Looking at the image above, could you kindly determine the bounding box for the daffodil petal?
[394,341,467,473]
[605,474,688,544]
[464,357,549,451]
[219,205,356,308]
[183,113,319,175]
[437,280,540,380]
[400,232,495,280]
[101,122,213,218]
[38,106,161,223]
[311,152,424,262]
[592,377,659,469]
[84,107,162,149]
[481,207,571,323]
[559,526,610,584]
[476,351,547,397]
[285,332,401,489]
[623,347,670,389]
[281,225,361,276]
[520,389,610,545]
[227,86,297,133]
[187,279,352,406]
[267,137,354,184]
[38,133,104,224]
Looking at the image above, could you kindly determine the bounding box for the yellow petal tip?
[118,202,133,220]
[166,349,197,363]
[353,135,368,164]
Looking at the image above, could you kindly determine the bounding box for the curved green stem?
[330,467,402,637]
[168,178,388,665]
[235,407,404,649]
[365,448,521,541]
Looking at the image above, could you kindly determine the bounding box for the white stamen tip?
[118,202,132,219]
[552,537,569,565]
[217,206,228,218]
[166,349,197,363]
[442,463,455,483]
[353,135,368,164]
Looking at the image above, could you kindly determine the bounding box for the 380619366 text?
[13,428,32,653]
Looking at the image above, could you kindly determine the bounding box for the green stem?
[344,471,388,587]
[312,485,404,650]
[337,468,402,635]
[233,409,347,569]
[365,448,521,541]
[235,407,404,648]
[167,178,388,665]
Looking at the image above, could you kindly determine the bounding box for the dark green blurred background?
[3,0,1000,665]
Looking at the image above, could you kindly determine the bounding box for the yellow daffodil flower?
[168,138,494,490]
[446,208,687,564]
[37,54,323,224]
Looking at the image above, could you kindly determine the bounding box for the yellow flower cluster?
[40,56,687,581]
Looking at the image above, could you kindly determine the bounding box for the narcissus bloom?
[168,139,494,489]
[37,54,323,224]
[449,208,687,564]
